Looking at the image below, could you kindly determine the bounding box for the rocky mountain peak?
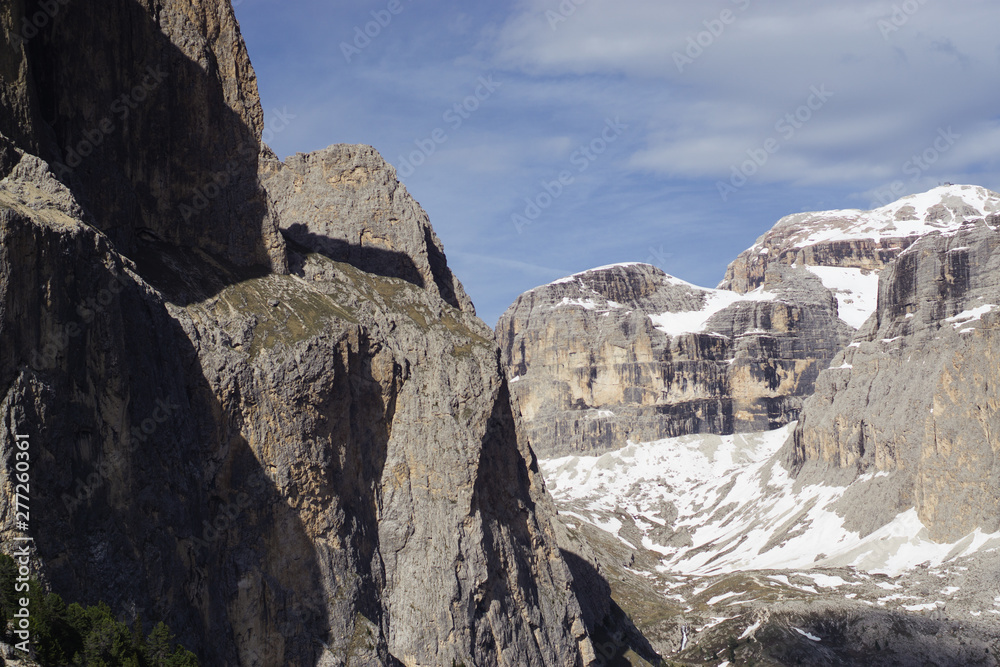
[516,185,1000,662]
[498,259,851,456]
[516,262,711,319]
[721,185,1000,301]
[261,143,475,313]
[0,1,599,664]
[752,184,999,254]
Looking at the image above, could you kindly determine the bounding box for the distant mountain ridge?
[497,184,1000,458]
[510,185,1000,664]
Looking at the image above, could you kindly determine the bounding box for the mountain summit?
[0,1,599,664]
[502,184,1000,663]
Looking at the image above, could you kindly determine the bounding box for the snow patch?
[707,591,742,606]
[793,627,821,642]
[540,425,1000,578]
[803,265,880,328]
[945,304,995,329]
[738,620,762,640]
[648,286,777,337]
[772,185,999,249]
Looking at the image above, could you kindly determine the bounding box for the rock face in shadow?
[0,1,599,665]
[788,218,1000,542]
[0,0,286,271]
[496,263,851,456]
[261,144,474,313]
[0,154,325,665]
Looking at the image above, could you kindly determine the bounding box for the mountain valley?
[0,0,998,664]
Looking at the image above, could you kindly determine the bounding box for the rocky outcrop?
[720,186,1000,319]
[261,144,474,313]
[788,218,1000,542]
[498,186,1000,458]
[497,263,852,456]
[0,1,600,664]
[0,0,286,271]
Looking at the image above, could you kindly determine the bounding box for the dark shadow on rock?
[469,381,543,657]
[282,223,426,290]
[6,0,283,284]
[423,225,463,311]
[1,209,329,664]
[129,238,274,306]
[560,550,662,666]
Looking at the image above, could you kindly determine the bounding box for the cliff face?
[0,0,285,271]
[261,144,474,314]
[0,1,597,665]
[720,186,1000,320]
[789,218,1000,542]
[498,186,1000,458]
[496,263,851,456]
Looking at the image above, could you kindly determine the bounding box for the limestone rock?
[0,0,286,271]
[789,219,1000,542]
[261,144,474,313]
[0,0,601,664]
[0,145,595,667]
[499,186,1000,458]
[497,263,852,456]
[720,185,1000,319]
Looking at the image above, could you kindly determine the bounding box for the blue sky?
[233,0,1000,325]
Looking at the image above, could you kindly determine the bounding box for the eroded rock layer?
[789,218,1000,542]
[497,263,852,456]
[720,185,1000,296]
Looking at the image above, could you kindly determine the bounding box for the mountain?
[497,185,1000,458]
[502,184,1000,664]
[791,214,1000,542]
[722,184,1000,322]
[544,424,1000,663]
[0,1,604,664]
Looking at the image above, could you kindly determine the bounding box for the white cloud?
[490,0,1000,187]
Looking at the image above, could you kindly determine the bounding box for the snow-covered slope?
[540,426,1000,577]
[645,277,779,338]
[747,184,1000,250]
[722,184,1000,329]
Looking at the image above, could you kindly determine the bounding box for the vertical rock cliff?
[496,263,851,456]
[1,0,286,271]
[789,216,1000,542]
[498,186,1000,457]
[0,1,597,664]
